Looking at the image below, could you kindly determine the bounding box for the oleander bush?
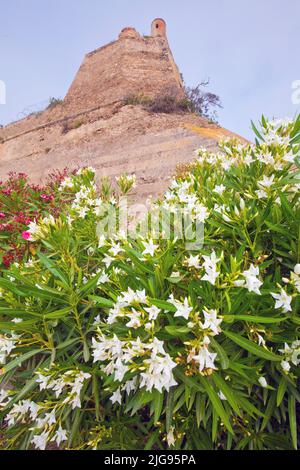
[0,170,73,267]
[0,116,299,450]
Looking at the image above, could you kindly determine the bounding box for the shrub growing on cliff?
[0,116,299,450]
[184,79,222,122]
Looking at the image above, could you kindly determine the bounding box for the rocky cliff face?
[0,19,245,201]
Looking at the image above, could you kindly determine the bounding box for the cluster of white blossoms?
[184,250,221,286]
[92,334,177,401]
[188,336,217,374]
[160,178,210,223]
[285,264,300,293]
[105,287,163,329]
[26,215,56,241]
[58,176,74,191]
[4,396,69,450]
[1,369,91,449]
[71,184,102,220]
[201,251,220,286]
[187,308,223,374]
[1,367,91,450]
[234,264,263,295]
[35,369,91,410]
[262,118,294,147]
[197,145,241,171]
[0,333,19,364]
[195,119,299,173]
[0,389,10,408]
[279,340,300,372]
[115,174,137,194]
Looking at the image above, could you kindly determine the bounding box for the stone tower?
[63,18,185,115]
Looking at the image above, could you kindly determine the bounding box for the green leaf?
[261,392,276,430]
[166,387,175,432]
[145,429,160,450]
[223,315,287,324]
[211,374,241,416]
[288,395,297,450]
[149,298,176,312]
[38,253,69,286]
[251,120,264,141]
[209,337,229,369]
[224,330,281,361]
[165,325,190,336]
[88,295,114,308]
[198,376,234,435]
[2,349,43,374]
[153,390,164,424]
[277,376,288,406]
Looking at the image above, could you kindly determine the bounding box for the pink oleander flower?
[41,194,54,202]
[0,212,5,219]
[22,231,31,241]
[2,188,12,195]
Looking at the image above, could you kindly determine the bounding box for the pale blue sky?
[0,0,299,138]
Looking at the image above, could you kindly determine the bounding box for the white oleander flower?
[36,373,51,391]
[256,151,275,166]
[185,254,201,269]
[31,430,50,450]
[192,345,217,373]
[169,296,193,320]
[77,207,88,219]
[194,204,209,223]
[52,426,68,446]
[109,243,123,257]
[201,251,220,286]
[166,426,176,447]
[0,333,19,364]
[200,308,222,336]
[258,377,268,388]
[238,264,263,295]
[213,184,226,195]
[257,334,266,347]
[271,289,292,313]
[218,391,227,400]
[142,239,158,257]
[0,389,9,407]
[126,309,142,329]
[144,305,161,321]
[291,264,300,293]
[102,254,114,268]
[255,189,267,199]
[110,388,122,405]
[97,272,110,285]
[281,360,291,372]
[258,175,275,188]
[98,235,106,247]
[140,352,177,393]
[279,341,300,366]
[122,378,138,395]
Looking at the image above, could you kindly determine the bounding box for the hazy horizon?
[0,0,299,138]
